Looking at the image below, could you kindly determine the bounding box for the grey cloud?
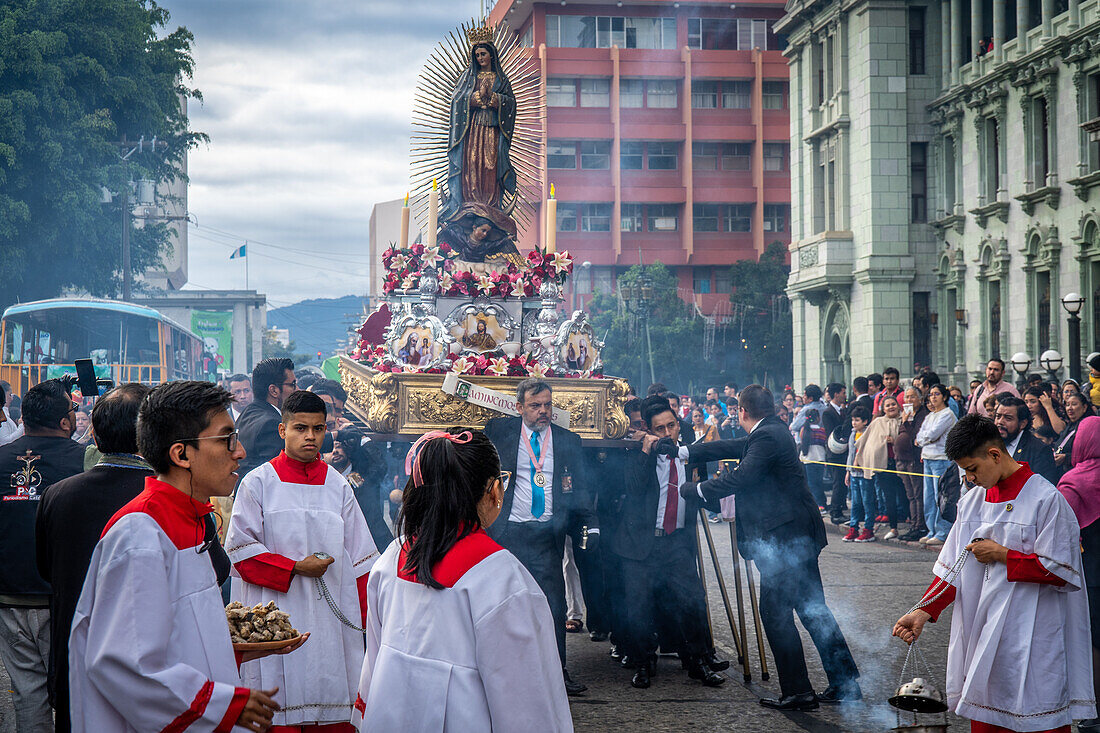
[160,0,486,303]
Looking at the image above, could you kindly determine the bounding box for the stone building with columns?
[779,0,1100,387]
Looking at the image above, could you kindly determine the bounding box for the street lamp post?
[621,270,658,391]
[109,136,168,301]
[1061,292,1086,383]
[1010,352,1031,390]
[1039,349,1064,381]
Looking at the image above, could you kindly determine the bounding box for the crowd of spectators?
[752,357,1100,547]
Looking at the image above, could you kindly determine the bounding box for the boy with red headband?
[227,391,378,731]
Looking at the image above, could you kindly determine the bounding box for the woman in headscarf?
[1056,415,1100,733]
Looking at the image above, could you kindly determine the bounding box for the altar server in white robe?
[895,414,1095,733]
[354,429,572,732]
[70,380,307,732]
[227,390,378,731]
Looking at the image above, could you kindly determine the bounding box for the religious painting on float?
[386,312,451,371]
[553,311,604,375]
[444,300,519,355]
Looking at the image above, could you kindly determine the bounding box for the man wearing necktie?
[610,396,722,689]
[484,378,599,696]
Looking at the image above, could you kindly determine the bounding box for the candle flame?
[550,183,555,199]
[403,192,409,206]
[432,178,437,190]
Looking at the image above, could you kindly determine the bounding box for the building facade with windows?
[489,0,792,315]
[780,0,1100,387]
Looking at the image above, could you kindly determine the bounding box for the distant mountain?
[267,295,368,362]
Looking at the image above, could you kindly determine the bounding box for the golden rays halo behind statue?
[409,20,544,240]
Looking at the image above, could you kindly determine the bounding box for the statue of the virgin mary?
[409,21,541,248]
[442,28,518,238]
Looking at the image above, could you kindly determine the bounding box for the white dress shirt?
[509,423,554,523]
[655,455,687,531]
[1005,430,1024,458]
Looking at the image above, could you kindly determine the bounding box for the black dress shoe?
[759,692,819,711]
[590,630,609,642]
[686,658,725,687]
[817,682,863,703]
[631,665,651,688]
[563,669,587,696]
[620,654,633,668]
[704,652,730,672]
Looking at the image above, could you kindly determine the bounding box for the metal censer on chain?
[887,545,972,732]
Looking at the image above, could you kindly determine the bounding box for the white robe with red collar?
[226,452,378,727]
[354,529,573,732]
[932,466,1094,731]
[69,477,249,732]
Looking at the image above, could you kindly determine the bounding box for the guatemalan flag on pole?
[230,244,247,259]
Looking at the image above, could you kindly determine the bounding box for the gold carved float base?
[338,355,631,440]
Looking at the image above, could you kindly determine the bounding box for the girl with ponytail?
[353,428,573,732]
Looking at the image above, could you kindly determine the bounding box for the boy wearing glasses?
[227,390,378,731]
[70,380,305,732]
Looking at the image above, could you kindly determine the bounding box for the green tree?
[726,241,793,389]
[586,247,792,395]
[0,0,204,310]
[588,262,711,394]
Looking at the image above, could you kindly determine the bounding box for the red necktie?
[663,459,679,535]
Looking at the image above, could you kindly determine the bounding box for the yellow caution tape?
[716,458,939,479]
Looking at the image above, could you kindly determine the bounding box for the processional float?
[339,20,629,439]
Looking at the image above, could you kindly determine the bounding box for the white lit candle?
[545,183,557,254]
[399,192,410,249]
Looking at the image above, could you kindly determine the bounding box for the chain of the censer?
[896,544,972,688]
[311,552,368,633]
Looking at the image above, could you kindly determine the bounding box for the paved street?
[566,522,961,732]
[0,525,956,732]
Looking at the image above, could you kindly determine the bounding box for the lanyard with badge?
[522,426,548,488]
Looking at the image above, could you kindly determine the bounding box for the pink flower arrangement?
[381,245,573,298]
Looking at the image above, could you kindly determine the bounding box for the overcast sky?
[159,0,482,307]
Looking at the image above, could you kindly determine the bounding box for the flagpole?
[245,241,249,290]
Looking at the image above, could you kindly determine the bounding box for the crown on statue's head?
[466,24,495,47]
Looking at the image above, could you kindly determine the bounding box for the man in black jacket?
[484,378,598,696]
[236,357,296,480]
[35,383,151,732]
[993,395,1058,484]
[675,384,860,710]
[612,397,723,689]
[0,379,86,731]
[328,425,393,550]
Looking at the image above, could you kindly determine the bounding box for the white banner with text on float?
[441,372,570,429]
